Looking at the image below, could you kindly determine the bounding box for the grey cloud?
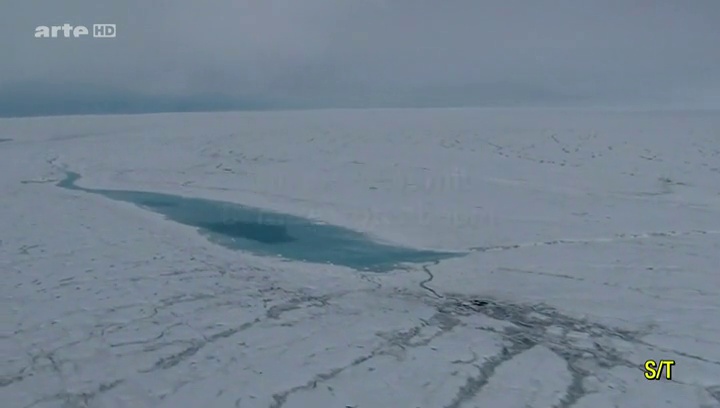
[0,0,718,116]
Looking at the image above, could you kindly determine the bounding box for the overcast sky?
[1,0,719,116]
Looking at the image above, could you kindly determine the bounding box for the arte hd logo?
[34,23,116,38]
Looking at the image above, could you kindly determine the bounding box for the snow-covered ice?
[1,108,719,407]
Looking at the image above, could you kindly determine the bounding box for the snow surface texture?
[1,108,719,408]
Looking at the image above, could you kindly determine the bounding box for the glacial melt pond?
[57,172,460,271]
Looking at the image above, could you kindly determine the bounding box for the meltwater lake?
[57,171,460,271]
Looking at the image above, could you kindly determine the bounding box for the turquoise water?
[57,172,461,271]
